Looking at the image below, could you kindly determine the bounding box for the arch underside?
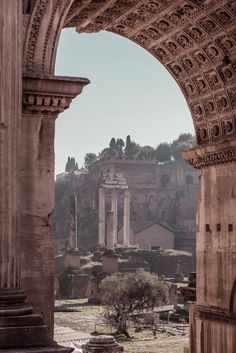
[229,279,236,313]
[24,0,236,146]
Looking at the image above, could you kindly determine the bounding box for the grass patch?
[54,299,189,353]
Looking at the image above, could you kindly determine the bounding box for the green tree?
[156,143,172,163]
[84,153,97,169]
[171,133,195,160]
[109,137,116,149]
[124,135,140,159]
[100,270,167,337]
[116,138,125,158]
[65,156,79,172]
[138,145,155,161]
[99,148,118,161]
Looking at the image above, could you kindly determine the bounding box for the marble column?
[106,211,114,251]
[111,190,118,245]
[66,194,80,269]
[98,187,106,246]
[123,189,130,247]
[68,194,78,250]
[21,76,89,337]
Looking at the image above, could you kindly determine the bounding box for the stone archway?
[20,1,236,352]
[229,278,236,313]
[23,0,236,145]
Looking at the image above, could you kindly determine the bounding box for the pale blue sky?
[55,28,194,174]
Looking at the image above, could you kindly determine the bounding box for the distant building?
[54,159,198,252]
[118,221,175,250]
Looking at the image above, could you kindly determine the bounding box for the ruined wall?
[126,250,195,278]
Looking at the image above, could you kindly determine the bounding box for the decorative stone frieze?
[197,305,236,325]
[23,76,90,114]
[182,138,236,168]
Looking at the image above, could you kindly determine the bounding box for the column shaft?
[98,188,106,246]
[68,194,78,250]
[111,190,118,245]
[106,211,114,251]
[0,0,21,292]
[21,112,56,337]
[123,189,130,247]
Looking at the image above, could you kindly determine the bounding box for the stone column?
[106,211,114,251]
[111,190,118,245]
[98,187,106,246]
[68,194,78,250]
[66,194,80,269]
[123,189,130,247]
[21,76,89,337]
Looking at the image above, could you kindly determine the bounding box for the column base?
[0,288,54,349]
[0,313,50,348]
[102,250,119,274]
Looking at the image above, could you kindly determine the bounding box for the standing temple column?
[21,76,89,337]
[106,211,114,251]
[66,194,80,269]
[68,194,78,250]
[111,190,118,245]
[123,189,131,247]
[98,188,106,246]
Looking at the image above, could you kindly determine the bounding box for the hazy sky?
[55,28,194,174]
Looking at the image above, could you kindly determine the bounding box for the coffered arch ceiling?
[24,0,236,146]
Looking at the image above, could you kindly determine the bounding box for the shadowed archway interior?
[19,1,236,352]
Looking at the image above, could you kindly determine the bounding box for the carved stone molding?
[23,76,90,115]
[182,137,236,168]
[197,305,236,325]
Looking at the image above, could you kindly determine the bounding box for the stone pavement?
[54,325,91,349]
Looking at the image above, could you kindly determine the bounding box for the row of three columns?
[99,188,130,250]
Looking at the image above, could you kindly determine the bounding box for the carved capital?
[182,138,236,169]
[23,76,90,115]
